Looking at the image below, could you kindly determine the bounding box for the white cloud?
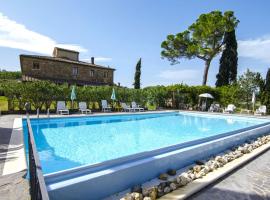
[95,57,112,62]
[238,36,270,63]
[0,12,87,55]
[81,57,112,63]
[157,69,200,85]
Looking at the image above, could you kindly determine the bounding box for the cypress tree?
[216,29,238,87]
[262,68,270,114]
[133,58,141,89]
[265,68,270,92]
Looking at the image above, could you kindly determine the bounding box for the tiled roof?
[20,54,115,71]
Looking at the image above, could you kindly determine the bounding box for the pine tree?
[133,58,141,89]
[216,29,238,87]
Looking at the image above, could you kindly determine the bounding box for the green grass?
[146,103,157,111]
[0,96,8,111]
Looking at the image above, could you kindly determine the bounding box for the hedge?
[0,80,243,113]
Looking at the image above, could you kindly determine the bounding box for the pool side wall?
[46,123,270,200]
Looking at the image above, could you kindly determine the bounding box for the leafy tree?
[216,29,238,86]
[0,70,21,80]
[133,58,141,89]
[2,81,21,111]
[144,86,168,108]
[161,11,239,85]
[238,69,264,109]
[216,85,240,107]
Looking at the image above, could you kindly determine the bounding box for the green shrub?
[0,80,257,112]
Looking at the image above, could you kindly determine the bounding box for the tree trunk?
[246,94,249,109]
[202,60,211,86]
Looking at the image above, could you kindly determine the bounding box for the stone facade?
[52,47,79,61]
[20,47,115,86]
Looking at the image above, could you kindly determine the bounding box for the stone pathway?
[0,114,30,200]
[189,149,270,200]
[0,171,30,200]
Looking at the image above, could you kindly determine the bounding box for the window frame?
[72,67,79,76]
[103,71,108,78]
[32,62,40,70]
[89,69,95,77]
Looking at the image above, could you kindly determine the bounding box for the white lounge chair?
[101,100,111,112]
[255,105,267,116]
[209,103,221,112]
[223,104,236,114]
[121,103,134,112]
[57,101,69,115]
[131,101,144,112]
[208,104,214,112]
[79,102,91,114]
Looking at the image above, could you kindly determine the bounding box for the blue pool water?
[23,112,268,174]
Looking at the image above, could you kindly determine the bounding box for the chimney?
[91,57,95,64]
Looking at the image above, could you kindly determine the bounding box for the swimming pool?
[23,111,270,199]
[24,112,268,175]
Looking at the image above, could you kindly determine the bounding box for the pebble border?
[120,134,270,200]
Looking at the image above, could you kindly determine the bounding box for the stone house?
[20,47,115,85]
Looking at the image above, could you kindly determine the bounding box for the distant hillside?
[0,70,21,80]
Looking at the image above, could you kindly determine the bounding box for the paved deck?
[0,114,30,200]
[189,149,270,200]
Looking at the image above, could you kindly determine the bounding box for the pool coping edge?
[160,139,270,200]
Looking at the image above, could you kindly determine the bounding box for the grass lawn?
[0,96,8,111]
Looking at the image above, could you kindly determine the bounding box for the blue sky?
[1,0,270,87]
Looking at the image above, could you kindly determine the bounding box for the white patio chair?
[255,105,267,116]
[79,102,91,114]
[56,101,69,115]
[208,104,214,112]
[131,101,144,112]
[223,104,236,114]
[101,100,111,112]
[121,103,134,112]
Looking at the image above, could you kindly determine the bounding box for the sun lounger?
[57,101,69,115]
[223,104,236,114]
[209,103,221,112]
[101,100,111,112]
[131,101,144,112]
[79,102,91,114]
[121,103,135,112]
[255,105,267,116]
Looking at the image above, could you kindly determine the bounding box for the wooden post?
[172,91,175,108]
[47,108,50,118]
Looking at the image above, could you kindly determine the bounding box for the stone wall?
[53,48,79,61]
[20,56,114,85]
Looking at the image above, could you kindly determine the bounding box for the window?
[103,71,108,78]
[89,69,95,77]
[32,62,40,70]
[72,67,78,76]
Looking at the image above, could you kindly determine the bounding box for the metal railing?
[26,114,50,200]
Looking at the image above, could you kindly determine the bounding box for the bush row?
[0,80,246,112]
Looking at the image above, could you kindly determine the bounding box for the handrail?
[26,114,50,200]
